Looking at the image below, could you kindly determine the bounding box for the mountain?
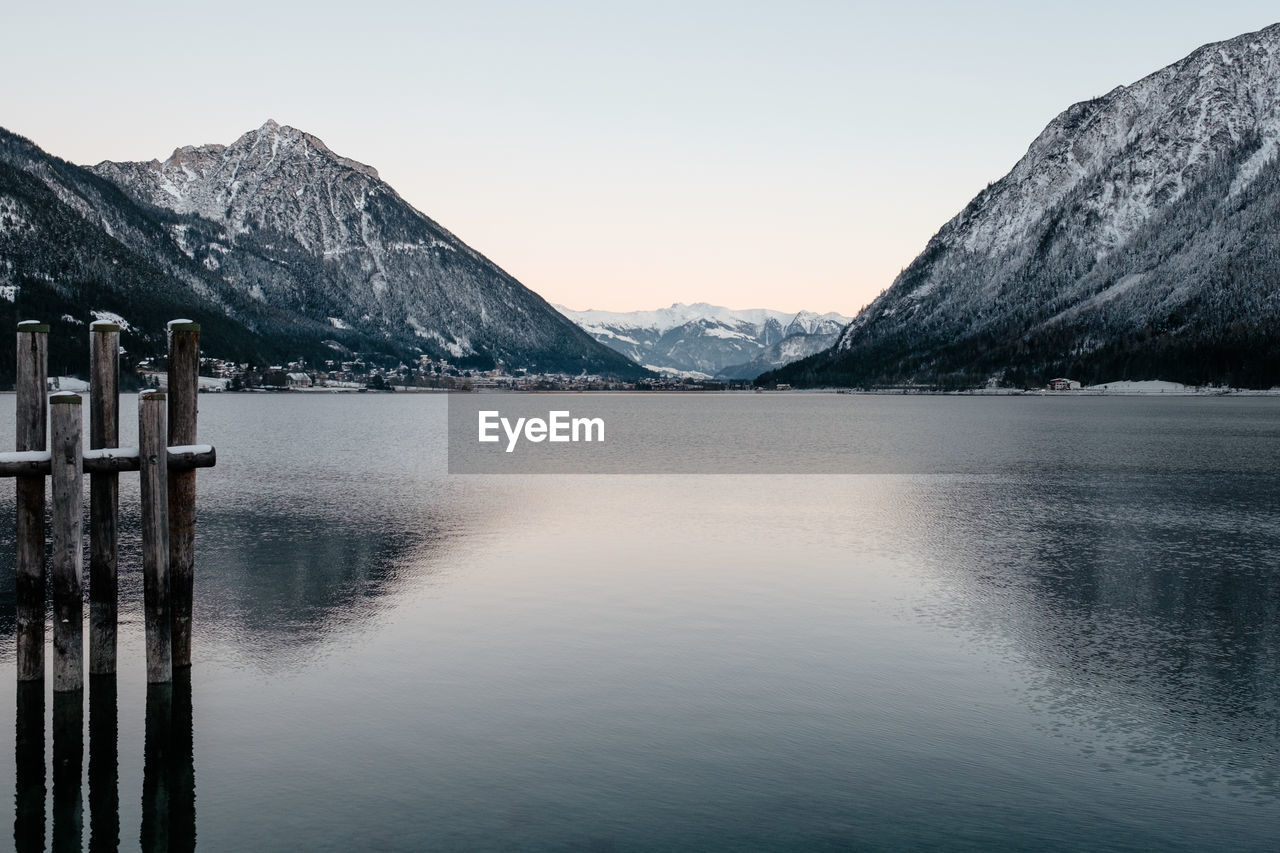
[0,121,646,383]
[92,121,646,377]
[556,302,849,379]
[766,23,1280,389]
[714,330,846,380]
[0,125,283,381]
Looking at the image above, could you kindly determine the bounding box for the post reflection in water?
[14,682,44,853]
[141,672,196,853]
[170,669,196,852]
[89,675,119,853]
[9,673,195,852]
[52,690,84,853]
[141,683,171,852]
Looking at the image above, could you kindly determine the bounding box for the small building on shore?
[1047,378,1082,391]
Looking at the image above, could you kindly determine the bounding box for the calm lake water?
[0,393,1278,851]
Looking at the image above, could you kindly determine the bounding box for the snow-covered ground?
[47,376,90,392]
[90,310,133,330]
[1075,380,1280,395]
[643,365,714,380]
[1086,380,1190,393]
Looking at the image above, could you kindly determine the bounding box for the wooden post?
[90,322,120,675]
[140,391,172,684]
[50,392,84,693]
[0,445,217,477]
[15,320,47,682]
[167,320,199,668]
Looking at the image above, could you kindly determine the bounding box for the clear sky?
[1,2,1276,315]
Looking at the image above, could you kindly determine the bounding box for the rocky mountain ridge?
[767,23,1280,389]
[556,302,850,378]
[86,120,644,376]
[0,120,644,381]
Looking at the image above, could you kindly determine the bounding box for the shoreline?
[2,386,1277,397]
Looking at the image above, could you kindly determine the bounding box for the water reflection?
[89,676,119,853]
[909,471,1280,794]
[52,691,83,852]
[140,683,169,851]
[193,505,456,668]
[170,671,196,853]
[14,682,43,853]
[140,675,196,853]
[11,674,196,852]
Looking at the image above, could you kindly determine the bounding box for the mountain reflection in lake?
[0,394,1276,851]
[905,470,1280,796]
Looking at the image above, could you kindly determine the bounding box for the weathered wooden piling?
[5,319,214,689]
[50,392,85,693]
[0,445,216,478]
[90,322,121,675]
[15,321,47,682]
[140,391,172,684]
[167,320,199,669]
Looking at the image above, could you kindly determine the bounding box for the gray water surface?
[1,394,1278,851]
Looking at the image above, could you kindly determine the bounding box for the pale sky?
[1,2,1276,315]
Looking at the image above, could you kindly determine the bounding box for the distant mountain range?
[556,303,850,379]
[0,121,646,381]
[766,23,1280,389]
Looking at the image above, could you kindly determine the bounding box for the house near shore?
[1047,378,1082,391]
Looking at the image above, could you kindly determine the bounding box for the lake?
[1,393,1278,851]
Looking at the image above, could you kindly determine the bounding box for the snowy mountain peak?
[557,302,851,379]
[94,122,400,250]
[942,21,1280,270]
[770,22,1280,389]
[557,302,850,337]
[67,123,645,377]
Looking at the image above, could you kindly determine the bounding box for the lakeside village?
[42,354,1272,396]
[104,354,744,393]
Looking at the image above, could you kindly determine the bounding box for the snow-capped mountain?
[715,330,847,381]
[0,125,274,379]
[769,23,1280,389]
[77,121,644,377]
[556,302,850,378]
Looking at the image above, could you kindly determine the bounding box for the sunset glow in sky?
[2,2,1276,315]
